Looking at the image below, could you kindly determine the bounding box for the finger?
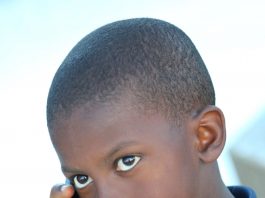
[50,184,75,198]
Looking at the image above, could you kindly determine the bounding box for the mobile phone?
[65,179,80,198]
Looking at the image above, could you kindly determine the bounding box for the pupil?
[122,156,135,165]
[77,175,88,184]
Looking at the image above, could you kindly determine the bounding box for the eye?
[116,155,141,172]
[73,175,93,189]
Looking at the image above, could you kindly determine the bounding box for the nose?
[94,178,128,198]
[96,183,120,198]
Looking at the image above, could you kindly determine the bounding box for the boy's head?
[47,18,228,197]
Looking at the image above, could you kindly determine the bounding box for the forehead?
[50,101,189,169]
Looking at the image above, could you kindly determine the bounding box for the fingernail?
[61,184,71,192]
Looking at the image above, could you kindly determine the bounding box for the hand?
[50,184,75,198]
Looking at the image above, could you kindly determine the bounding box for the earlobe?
[194,106,226,163]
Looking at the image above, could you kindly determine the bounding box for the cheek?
[127,150,198,197]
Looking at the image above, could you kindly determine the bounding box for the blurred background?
[0,0,264,197]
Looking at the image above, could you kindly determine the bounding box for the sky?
[0,0,265,197]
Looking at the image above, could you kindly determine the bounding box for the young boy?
[47,18,256,198]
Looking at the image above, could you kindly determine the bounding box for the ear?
[193,106,226,163]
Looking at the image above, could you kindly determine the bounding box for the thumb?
[50,184,75,198]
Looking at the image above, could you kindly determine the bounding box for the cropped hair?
[47,18,215,128]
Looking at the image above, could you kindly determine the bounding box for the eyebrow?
[106,140,139,158]
[61,166,84,174]
[61,140,139,173]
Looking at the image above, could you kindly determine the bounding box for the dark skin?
[49,99,234,198]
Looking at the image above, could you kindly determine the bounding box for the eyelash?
[71,175,93,189]
[114,154,141,172]
[69,154,142,189]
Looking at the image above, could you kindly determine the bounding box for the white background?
[0,0,265,197]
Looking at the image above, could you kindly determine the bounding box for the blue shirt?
[228,186,256,198]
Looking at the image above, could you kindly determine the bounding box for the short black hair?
[47,18,215,129]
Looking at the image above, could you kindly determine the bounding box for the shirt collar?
[228,186,256,198]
